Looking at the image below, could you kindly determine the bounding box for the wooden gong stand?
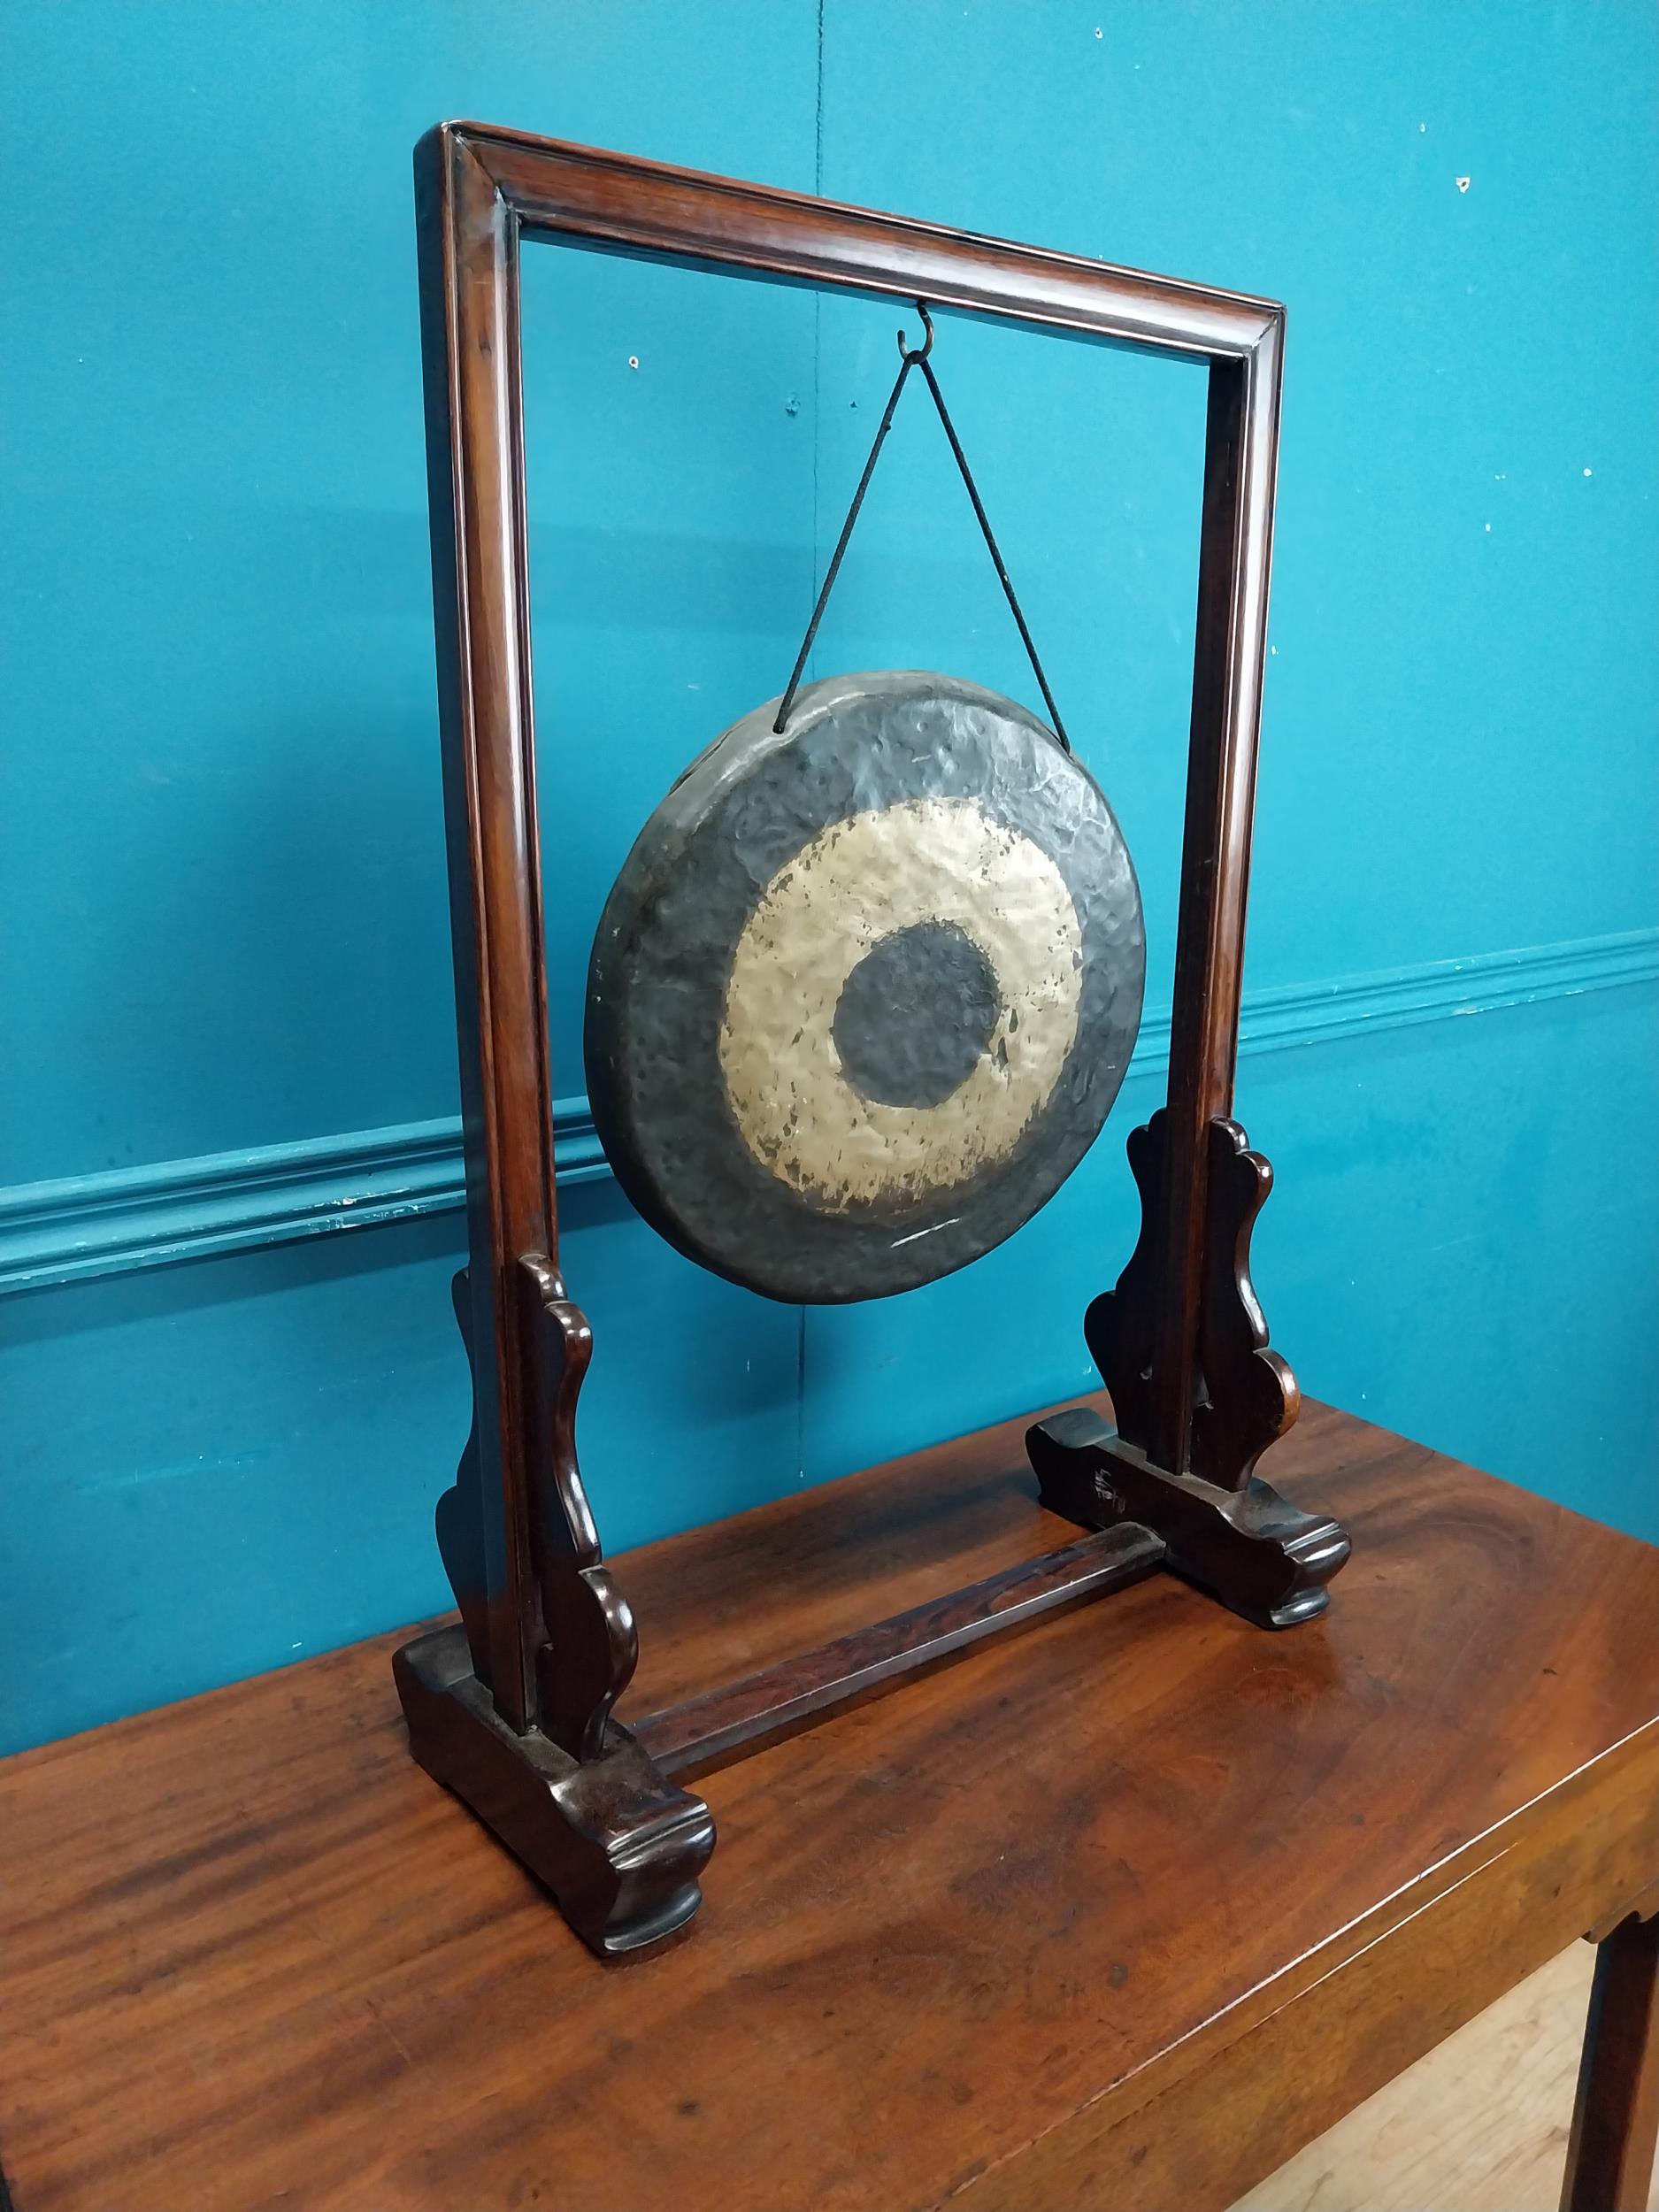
[395,119,1352,1961]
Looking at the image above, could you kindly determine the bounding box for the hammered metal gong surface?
[584,671,1145,1302]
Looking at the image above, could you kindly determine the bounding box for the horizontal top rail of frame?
[439,121,1281,362]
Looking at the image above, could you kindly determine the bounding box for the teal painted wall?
[3,2,1655,1754]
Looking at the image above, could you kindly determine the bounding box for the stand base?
[1027,1406,1351,1629]
[393,1624,715,1961]
[398,1405,1348,1962]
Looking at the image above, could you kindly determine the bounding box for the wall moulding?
[4,926,1653,1298]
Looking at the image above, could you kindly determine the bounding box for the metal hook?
[895,301,934,364]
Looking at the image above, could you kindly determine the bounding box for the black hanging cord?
[772,303,1071,752]
[772,339,917,733]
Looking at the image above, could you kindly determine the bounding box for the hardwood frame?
[396,119,1349,1959]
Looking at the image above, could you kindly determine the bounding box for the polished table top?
[4,1396,1659,2211]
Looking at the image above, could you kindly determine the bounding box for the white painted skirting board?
[3,927,1654,1296]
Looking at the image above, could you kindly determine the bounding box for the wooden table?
[4,1398,1659,2212]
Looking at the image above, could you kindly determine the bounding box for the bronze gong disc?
[584,671,1145,1302]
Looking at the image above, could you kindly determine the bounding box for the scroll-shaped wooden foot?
[395,1623,715,1959]
[1031,1111,1349,1628]
[395,1256,715,1960]
[1027,1409,1348,1628]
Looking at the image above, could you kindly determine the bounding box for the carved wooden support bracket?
[1028,1408,1349,1629]
[517,1255,638,1763]
[433,1269,489,1664]
[1085,1111,1301,1491]
[398,1258,714,1960]
[1030,1110,1349,1628]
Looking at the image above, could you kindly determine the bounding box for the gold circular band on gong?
[585,671,1146,1303]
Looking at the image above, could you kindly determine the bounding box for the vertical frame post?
[418,127,557,1730]
[1151,334,1284,1477]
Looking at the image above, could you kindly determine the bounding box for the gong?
[585,671,1145,1302]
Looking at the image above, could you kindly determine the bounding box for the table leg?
[1563,1911,1659,2212]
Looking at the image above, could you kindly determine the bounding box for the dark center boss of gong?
[830,920,1002,1110]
